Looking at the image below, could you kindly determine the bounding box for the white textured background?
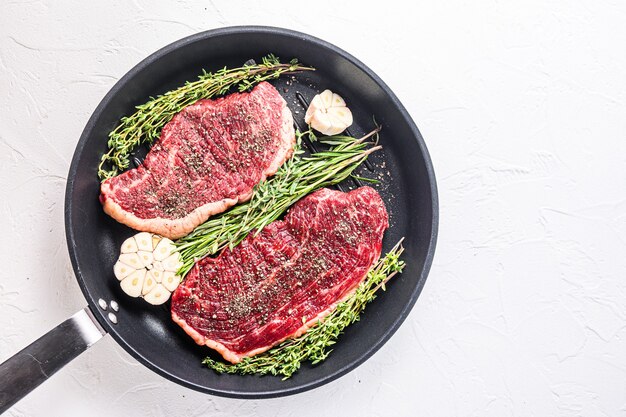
[2,0,626,416]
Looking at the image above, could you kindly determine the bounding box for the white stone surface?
[1,0,626,415]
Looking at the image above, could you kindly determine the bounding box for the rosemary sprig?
[175,128,381,277]
[98,54,314,180]
[203,239,406,379]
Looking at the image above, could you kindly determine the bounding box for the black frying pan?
[0,26,438,411]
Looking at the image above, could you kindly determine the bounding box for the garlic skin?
[114,232,181,305]
[305,90,353,136]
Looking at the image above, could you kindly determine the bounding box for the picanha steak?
[100,82,295,239]
[171,186,389,363]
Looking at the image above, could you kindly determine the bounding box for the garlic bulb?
[304,90,353,136]
[114,232,182,305]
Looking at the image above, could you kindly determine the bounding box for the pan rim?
[65,25,439,399]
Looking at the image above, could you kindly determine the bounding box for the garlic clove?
[319,89,334,108]
[153,238,174,261]
[311,112,333,135]
[162,270,180,292]
[120,269,146,297]
[113,260,135,281]
[152,261,165,271]
[325,117,344,136]
[331,93,346,107]
[149,268,163,283]
[304,94,323,124]
[327,105,353,126]
[135,232,153,252]
[144,284,170,305]
[162,253,182,272]
[326,112,349,136]
[137,250,154,268]
[151,235,161,249]
[121,237,138,254]
[142,271,157,295]
[119,253,142,269]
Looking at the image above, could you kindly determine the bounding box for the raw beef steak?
[100,82,295,239]
[171,186,388,363]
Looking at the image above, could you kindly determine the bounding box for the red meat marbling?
[171,186,389,363]
[100,82,295,239]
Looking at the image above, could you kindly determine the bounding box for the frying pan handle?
[0,307,106,414]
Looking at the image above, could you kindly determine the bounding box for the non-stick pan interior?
[65,26,437,398]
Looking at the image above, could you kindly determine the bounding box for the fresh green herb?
[175,128,381,277]
[98,55,314,180]
[350,174,380,184]
[202,239,406,379]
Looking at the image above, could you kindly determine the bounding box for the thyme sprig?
[203,239,405,379]
[175,128,381,277]
[98,55,314,180]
